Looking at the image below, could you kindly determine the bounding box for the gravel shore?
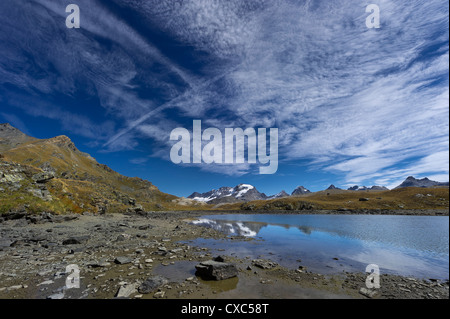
[0,210,448,299]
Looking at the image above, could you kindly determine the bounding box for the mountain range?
[188,179,447,204]
[1,123,448,211]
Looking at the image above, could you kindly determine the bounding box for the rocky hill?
[0,123,37,152]
[291,186,311,196]
[395,176,449,189]
[0,123,205,215]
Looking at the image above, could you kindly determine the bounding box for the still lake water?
[189,214,449,280]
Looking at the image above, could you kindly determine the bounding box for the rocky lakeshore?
[0,210,448,299]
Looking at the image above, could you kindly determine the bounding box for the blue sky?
[0,0,448,197]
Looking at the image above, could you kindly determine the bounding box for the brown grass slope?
[220,187,449,211]
[0,128,207,215]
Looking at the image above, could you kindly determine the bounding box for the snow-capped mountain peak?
[235,184,255,198]
[188,184,266,203]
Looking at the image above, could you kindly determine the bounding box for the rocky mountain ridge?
[0,123,204,215]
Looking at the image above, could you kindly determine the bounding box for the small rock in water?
[252,259,278,269]
[195,260,238,281]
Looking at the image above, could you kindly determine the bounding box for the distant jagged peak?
[0,123,37,151]
[291,186,311,196]
[348,185,368,191]
[395,176,449,189]
[0,122,32,137]
[0,123,14,129]
[327,184,340,190]
[188,183,266,203]
[268,190,290,199]
[348,185,389,191]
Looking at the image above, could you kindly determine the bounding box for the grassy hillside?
[0,133,207,215]
[219,187,449,211]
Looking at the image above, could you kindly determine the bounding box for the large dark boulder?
[195,260,238,281]
[138,276,168,294]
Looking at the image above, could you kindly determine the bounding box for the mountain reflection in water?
[188,214,449,280]
[191,218,313,237]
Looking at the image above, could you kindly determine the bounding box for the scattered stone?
[429,279,439,282]
[115,257,132,265]
[116,234,131,241]
[62,236,89,245]
[47,292,65,299]
[399,287,411,293]
[37,280,54,286]
[252,259,278,269]
[359,198,370,202]
[138,276,169,294]
[195,260,238,281]
[62,238,80,245]
[213,256,225,262]
[153,291,165,299]
[0,239,13,248]
[359,287,378,298]
[8,285,24,290]
[2,211,27,221]
[115,283,137,298]
[87,261,111,268]
[32,172,54,183]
